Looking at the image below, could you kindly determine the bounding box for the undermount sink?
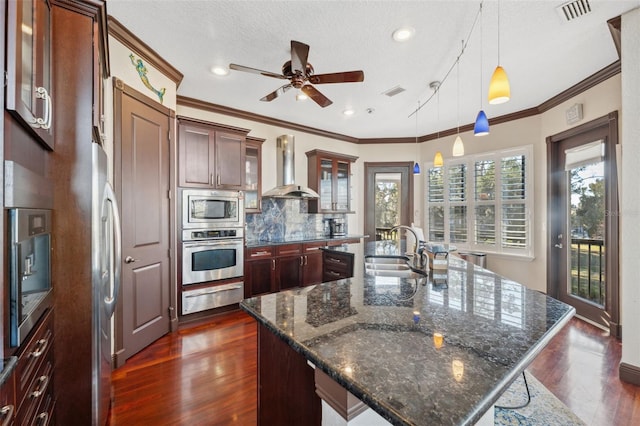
[364,255,427,278]
[364,255,410,265]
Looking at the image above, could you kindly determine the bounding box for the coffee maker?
[324,218,346,237]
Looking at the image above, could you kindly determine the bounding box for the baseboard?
[619,362,640,386]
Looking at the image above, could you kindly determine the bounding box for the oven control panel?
[182,227,244,241]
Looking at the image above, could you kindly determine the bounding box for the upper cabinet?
[306,149,358,213]
[178,117,248,190]
[6,0,54,150]
[92,8,109,144]
[245,136,264,213]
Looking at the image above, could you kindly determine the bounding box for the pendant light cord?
[409,1,484,118]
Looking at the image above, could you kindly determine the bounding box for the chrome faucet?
[390,225,426,269]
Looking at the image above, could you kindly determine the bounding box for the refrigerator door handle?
[102,182,122,318]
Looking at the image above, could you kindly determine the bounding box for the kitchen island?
[240,247,575,425]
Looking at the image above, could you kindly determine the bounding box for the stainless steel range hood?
[262,135,319,199]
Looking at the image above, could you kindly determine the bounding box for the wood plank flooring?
[109,311,640,425]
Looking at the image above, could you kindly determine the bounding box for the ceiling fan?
[229,40,364,108]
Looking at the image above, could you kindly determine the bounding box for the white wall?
[620,7,640,373]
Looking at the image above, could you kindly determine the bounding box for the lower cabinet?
[322,250,355,282]
[245,247,277,298]
[0,361,16,425]
[15,308,55,425]
[245,241,355,297]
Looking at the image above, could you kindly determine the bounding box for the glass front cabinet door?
[6,0,54,150]
[245,136,264,213]
[306,150,358,213]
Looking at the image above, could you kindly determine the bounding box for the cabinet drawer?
[246,247,274,259]
[276,244,302,256]
[0,363,16,426]
[303,242,326,253]
[16,310,53,412]
[324,254,350,270]
[31,391,54,426]
[18,348,53,426]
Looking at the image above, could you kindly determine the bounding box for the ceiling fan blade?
[290,40,310,74]
[229,63,287,79]
[309,70,365,85]
[300,85,333,108]
[260,83,293,102]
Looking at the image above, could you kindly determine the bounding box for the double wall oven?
[181,189,244,315]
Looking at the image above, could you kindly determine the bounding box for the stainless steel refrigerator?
[91,142,122,425]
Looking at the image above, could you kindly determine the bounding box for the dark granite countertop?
[240,242,575,425]
[0,356,17,387]
[245,234,365,248]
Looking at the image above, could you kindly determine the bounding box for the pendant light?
[434,152,444,167]
[431,81,443,167]
[452,53,464,157]
[488,0,510,104]
[474,3,490,136]
[413,101,420,174]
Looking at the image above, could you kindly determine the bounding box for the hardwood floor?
[109,311,257,425]
[109,311,640,425]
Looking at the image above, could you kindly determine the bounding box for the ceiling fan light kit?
[229,40,364,108]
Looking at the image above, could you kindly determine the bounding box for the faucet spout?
[390,225,423,267]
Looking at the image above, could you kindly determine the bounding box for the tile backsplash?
[245,198,345,243]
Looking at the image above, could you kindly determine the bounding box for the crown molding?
[177,61,620,145]
[107,15,184,87]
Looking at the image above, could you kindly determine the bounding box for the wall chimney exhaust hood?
[262,135,319,199]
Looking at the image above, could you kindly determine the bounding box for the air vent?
[556,0,592,22]
[382,85,406,97]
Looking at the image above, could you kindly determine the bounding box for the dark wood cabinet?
[258,323,321,425]
[276,244,303,291]
[245,136,264,213]
[302,242,325,286]
[245,246,276,298]
[92,10,109,143]
[245,241,331,297]
[306,150,358,213]
[6,0,54,150]
[15,309,54,425]
[0,363,16,426]
[178,117,248,190]
[322,250,355,282]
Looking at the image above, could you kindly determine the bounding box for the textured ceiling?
[106,0,638,139]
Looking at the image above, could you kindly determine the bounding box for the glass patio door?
[547,113,619,336]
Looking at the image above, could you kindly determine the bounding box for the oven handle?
[184,284,243,297]
[183,240,243,249]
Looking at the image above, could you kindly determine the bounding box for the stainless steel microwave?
[181,189,244,229]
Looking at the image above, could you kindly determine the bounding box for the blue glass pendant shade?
[474,110,489,136]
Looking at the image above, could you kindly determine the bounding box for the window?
[425,145,533,258]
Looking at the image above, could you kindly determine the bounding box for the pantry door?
[113,78,174,365]
[547,112,619,337]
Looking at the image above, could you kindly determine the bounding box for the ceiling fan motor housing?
[282,60,314,88]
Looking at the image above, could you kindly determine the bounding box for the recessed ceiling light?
[211,66,229,76]
[392,27,415,42]
[343,109,355,116]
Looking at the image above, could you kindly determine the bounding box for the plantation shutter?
[501,155,527,249]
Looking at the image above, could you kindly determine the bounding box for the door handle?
[555,243,563,249]
[125,256,138,264]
